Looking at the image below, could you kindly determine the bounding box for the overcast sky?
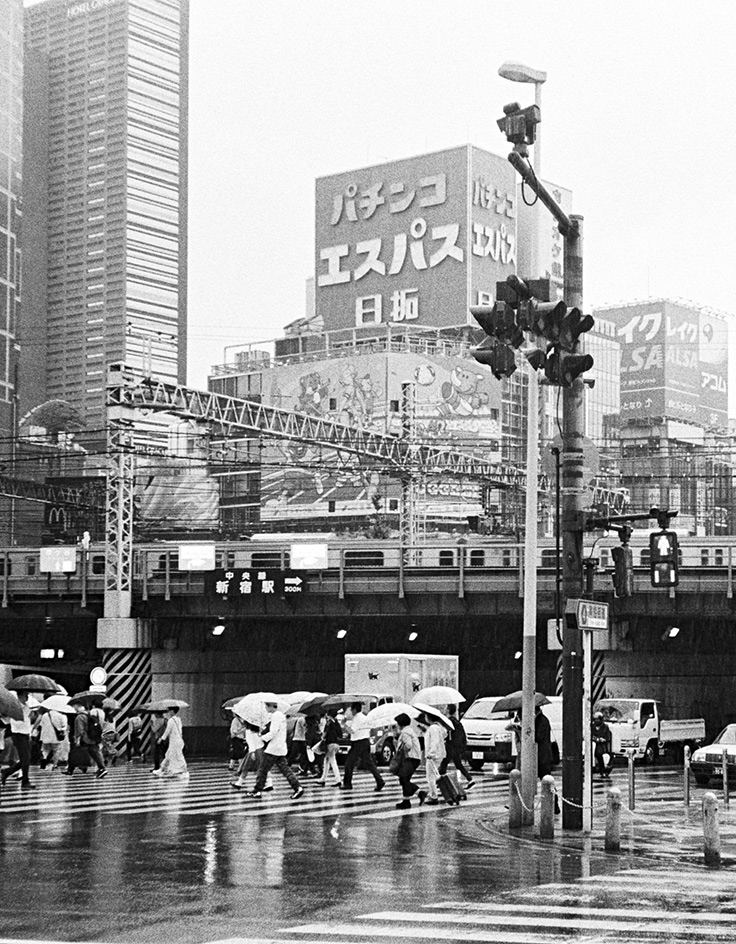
[188,2,736,406]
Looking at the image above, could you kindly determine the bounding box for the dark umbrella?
[68,690,106,707]
[0,685,23,721]
[298,694,329,716]
[6,674,59,693]
[492,691,550,714]
[321,693,364,709]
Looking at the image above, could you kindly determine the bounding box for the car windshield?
[597,700,638,723]
[462,700,512,721]
[714,724,736,745]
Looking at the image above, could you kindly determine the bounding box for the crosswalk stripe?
[1,765,503,823]
[361,908,736,936]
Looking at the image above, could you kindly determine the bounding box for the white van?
[462,695,562,771]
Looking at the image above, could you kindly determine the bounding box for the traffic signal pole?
[560,215,585,830]
[507,151,587,830]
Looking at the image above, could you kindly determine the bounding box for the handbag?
[69,744,91,769]
[388,744,405,775]
[53,725,65,742]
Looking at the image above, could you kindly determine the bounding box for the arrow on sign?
[285,576,303,587]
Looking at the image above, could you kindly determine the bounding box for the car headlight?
[692,750,706,763]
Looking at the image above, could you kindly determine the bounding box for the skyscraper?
[21,0,189,449]
[0,0,23,545]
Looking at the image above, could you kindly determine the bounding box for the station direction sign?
[205,568,306,599]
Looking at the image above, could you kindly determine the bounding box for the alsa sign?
[205,569,306,598]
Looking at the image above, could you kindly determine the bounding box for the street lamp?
[499,60,547,824]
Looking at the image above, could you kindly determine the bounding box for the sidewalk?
[487,777,736,868]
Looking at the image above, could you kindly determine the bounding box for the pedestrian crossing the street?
[0,762,503,824]
[193,867,736,944]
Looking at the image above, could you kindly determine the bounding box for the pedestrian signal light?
[470,337,517,379]
[650,531,679,587]
[611,545,633,598]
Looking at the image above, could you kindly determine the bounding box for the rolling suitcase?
[436,773,462,806]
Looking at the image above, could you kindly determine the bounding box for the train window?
[155,553,180,572]
[217,550,236,570]
[91,555,105,575]
[541,549,558,568]
[439,550,455,567]
[599,549,610,568]
[0,558,10,576]
[715,549,724,566]
[639,549,650,566]
[344,550,384,567]
[25,556,37,576]
[469,549,485,567]
[701,549,710,566]
[251,552,290,569]
[502,549,514,568]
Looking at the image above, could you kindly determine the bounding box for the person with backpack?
[64,704,107,778]
[438,704,476,792]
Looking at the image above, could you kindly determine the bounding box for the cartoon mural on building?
[258,350,501,524]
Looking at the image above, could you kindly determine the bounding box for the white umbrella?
[364,702,418,727]
[233,692,287,727]
[39,693,76,715]
[284,690,313,705]
[412,702,453,731]
[411,685,465,706]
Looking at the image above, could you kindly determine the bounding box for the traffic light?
[611,544,634,598]
[497,102,541,148]
[544,350,595,387]
[558,307,595,352]
[650,531,679,587]
[470,337,517,379]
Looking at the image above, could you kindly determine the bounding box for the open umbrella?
[298,694,330,716]
[411,686,465,706]
[284,690,313,705]
[412,702,453,731]
[0,686,23,721]
[492,691,550,714]
[39,693,76,715]
[221,696,246,712]
[321,693,364,709]
[102,697,121,711]
[232,692,284,727]
[6,674,59,693]
[364,702,418,727]
[145,698,189,711]
[68,690,106,707]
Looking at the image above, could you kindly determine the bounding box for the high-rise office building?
[21,0,189,450]
[0,0,23,545]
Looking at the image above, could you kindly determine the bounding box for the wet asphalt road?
[0,762,719,942]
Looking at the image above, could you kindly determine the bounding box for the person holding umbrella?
[339,702,385,793]
[416,710,446,806]
[65,703,107,778]
[315,708,341,787]
[0,691,36,789]
[392,712,422,809]
[247,698,304,800]
[153,705,188,779]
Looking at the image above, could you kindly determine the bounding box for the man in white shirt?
[1,692,36,789]
[248,701,304,800]
[340,702,385,792]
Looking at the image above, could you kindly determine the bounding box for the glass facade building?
[21,0,188,448]
[0,0,22,544]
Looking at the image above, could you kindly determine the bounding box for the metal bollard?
[605,786,622,852]
[627,749,635,810]
[683,745,691,807]
[539,775,555,839]
[722,747,730,809]
[702,791,721,868]
[508,768,522,829]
